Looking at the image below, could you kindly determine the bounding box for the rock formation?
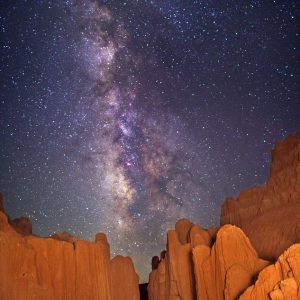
[149,220,300,300]
[110,255,140,300]
[157,256,166,300]
[148,221,272,300]
[0,201,140,300]
[240,244,300,299]
[148,219,217,300]
[148,131,300,300]
[192,225,269,300]
[0,193,32,236]
[1,131,300,300]
[148,256,160,300]
[221,130,300,260]
[9,216,32,235]
[165,219,196,300]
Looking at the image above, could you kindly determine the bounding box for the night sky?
[1,0,299,282]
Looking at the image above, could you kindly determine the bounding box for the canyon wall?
[221,130,300,260]
[0,198,140,300]
[149,221,300,300]
[148,131,300,300]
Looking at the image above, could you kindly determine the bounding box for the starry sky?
[1,0,299,282]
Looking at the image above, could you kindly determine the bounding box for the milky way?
[1,1,299,281]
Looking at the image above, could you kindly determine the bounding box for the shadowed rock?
[221,131,300,261]
[10,217,32,236]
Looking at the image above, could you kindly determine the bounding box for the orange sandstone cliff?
[221,130,300,261]
[148,131,300,300]
[149,219,300,300]
[0,196,140,300]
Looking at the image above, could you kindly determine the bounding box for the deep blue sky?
[1,0,299,282]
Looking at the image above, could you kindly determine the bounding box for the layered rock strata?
[221,131,300,260]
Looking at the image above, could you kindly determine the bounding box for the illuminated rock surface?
[148,131,300,300]
[0,203,140,300]
[240,244,300,300]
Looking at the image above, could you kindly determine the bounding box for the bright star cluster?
[1,0,299,282]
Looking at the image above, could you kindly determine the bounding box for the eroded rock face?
[147,132,300,300]
[148,222,300,300]
[0,217,112,299]
[0,211,16,234]
[174,218,193,245]
[190,224,212,248]
[0,200,140,300]
[149,222,273,300]
[192,225,269,300]
[240,244,300,300]
[147,220,216,300]
[165,219,196,300]
[10,216,32,236]
[110,256,140,300]
[221,131,300,260]
[148,269,159,300]
[148,257,166,300]
[206,131,300,298]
